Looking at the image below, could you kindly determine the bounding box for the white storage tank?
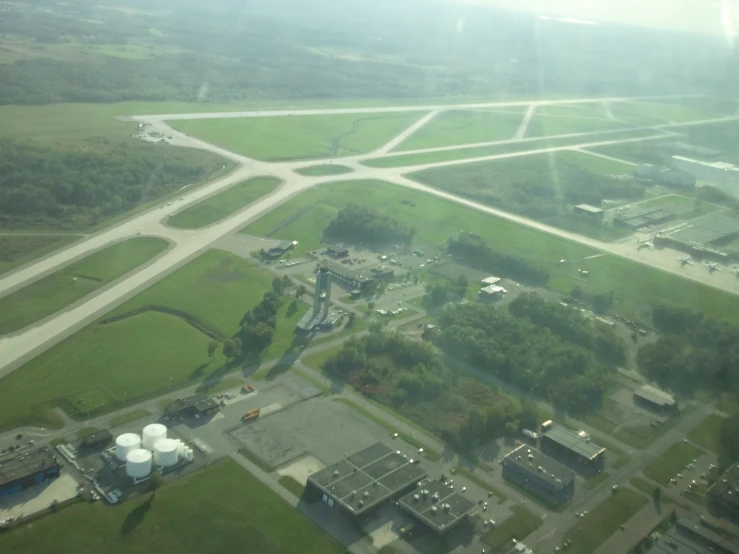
[116,433,141,461]
[185,448,194,462]
[126,448,152,478]
[142,423,167,450]
[153,438,179,467]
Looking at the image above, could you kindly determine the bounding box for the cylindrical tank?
[153,438,179,467]
[115,433,141,461]
[185,448,194,462]
[142,423,167,450]
[126,449,152,478]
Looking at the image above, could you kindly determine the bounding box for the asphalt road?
[0,96,737,385]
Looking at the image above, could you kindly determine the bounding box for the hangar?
[0,447,61,497]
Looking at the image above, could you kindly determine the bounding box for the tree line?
[447,232,549,285]
[322,326,539,450]
[434,300,615,415]
[324,204,414,245]
[0,138,225,229]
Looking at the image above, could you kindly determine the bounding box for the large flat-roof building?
[541,425,605,472]
[634,384,678,411]
[501,445,575,506]
[0,447,61,497]
[163,394,220,419]
[398,478,476,534]
[573,204,604,219]
[306,443,427,519]
[646,517,739,554]
[708,464,739,519]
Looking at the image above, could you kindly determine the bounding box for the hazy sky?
[464,0,738,38]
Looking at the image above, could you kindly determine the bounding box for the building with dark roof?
[76,429,113,449]
[634,385,678,411]
[0,447,60,497]
[306,442,427,519]
[541,425,605,473]
[163,394,219,419]
[321,261,375,292]
[708,464,739,519]
[502,445,575,506]
[646,517,739,554]
[325,247,349,258]
[265,240,297,258]
[398,478,475,534]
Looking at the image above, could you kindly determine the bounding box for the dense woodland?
[639,305,739,395]
[323,326,539,450]
[324,205,414,245]
[447,232,549,285]
[434,299,618,415]
[0,139,226,229]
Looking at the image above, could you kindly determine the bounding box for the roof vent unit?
[333,470,340,477]
[538,466,544,472]
[363,491,370,498]
[413,494,420,502]
[431,506,438,514]
[358,500,364,507]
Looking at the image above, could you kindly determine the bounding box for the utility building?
[265,240,297,258]
[305,443,427,520]
[502,445,575,506]
[163,394,220,419]
[541,425,605,473]
[398,478,475,534]
[0,447,61,497]
[634,384,678,412]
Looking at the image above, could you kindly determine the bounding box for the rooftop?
[0,447,59,487]
[308,442,427,516]
[398,478,476,533]
[574,204,604,214]
[635,384,677,408]
[480,285,505,295]
[542,426,605,461]
[164,394,219,416]
[502,444,575,487]
[77,429,113,447]
[708,463,739,508]
[646,518,739,554]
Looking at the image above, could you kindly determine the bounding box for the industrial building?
[264,240,297,258]
[541,425,605,472]
[645,517,738,554]
[398,478,475,534]
[479,285,506,301]
[305,442,427,519]
[75,429,113,450]
[325,247,349,258]
[634,384,678,411]
[114,424,194,481]
[320,261,393,292]
[573,204,604,219]
[163,394,220,419]
[296,265,333,333]
[708,464,739,519]
[0,447,61,497]
[655,211,739,260]
[672,156,739,188]
[501,445,575,506]
[612,203,687,230]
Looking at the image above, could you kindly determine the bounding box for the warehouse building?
[573,204,604,219]
[75,429,113,450]
[398,478,475,534]
[0,447,61,497]
[502,445,575,506]
[634,384,678,412]
[646,517,739,554]
[708,464,739,519]
[655,211,739,261]
[541,425,605,473]
[306,443,427,520]
[163,394,220,419]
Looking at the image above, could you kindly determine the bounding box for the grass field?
[563,488,648,554]
[393,109,525,151]
[242,179,739,326]
[611,101,715,125]
[630,477,659,497]
[643,441,705,486]
[108,409,151,428]
[170,112,423,161]
[0,237,168,335]
[0,234,81,277]
[481,505,543,553]
[526,109,631,137]
[362,128,660,168]
[0,250,305,431]
[686,414,725,453]
[294,164,354,177]
[167,177,281,229]
[0,458,346,554]
[278,475,306,497]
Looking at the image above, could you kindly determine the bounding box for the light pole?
[168,377,173,393]
[123,392,127,409]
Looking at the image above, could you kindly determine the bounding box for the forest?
[447,232,549,285]
[638,305,739,395]
[322,326,539,450]
[0,138,226,229]
[434,300,616,415]
[324,205,414,245]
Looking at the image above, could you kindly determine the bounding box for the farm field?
[361,128,660,168]
[170,112,424,161]
[0,237,168,335]
[643,441,705,486]
[0,458,346,554]
[167,177,281,229]
[0,234,81,277]
[0,249,304,431]
[562,488,648,554]
[294,164,354,177]
[242,179,739,326]
[393,109,525,151]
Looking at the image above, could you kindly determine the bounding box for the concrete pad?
[260,403,283,417]
[0,474,78,519]
[361,505,407,549]
[277,454,325,486]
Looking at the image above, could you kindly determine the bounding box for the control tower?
[296,265,333,333]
